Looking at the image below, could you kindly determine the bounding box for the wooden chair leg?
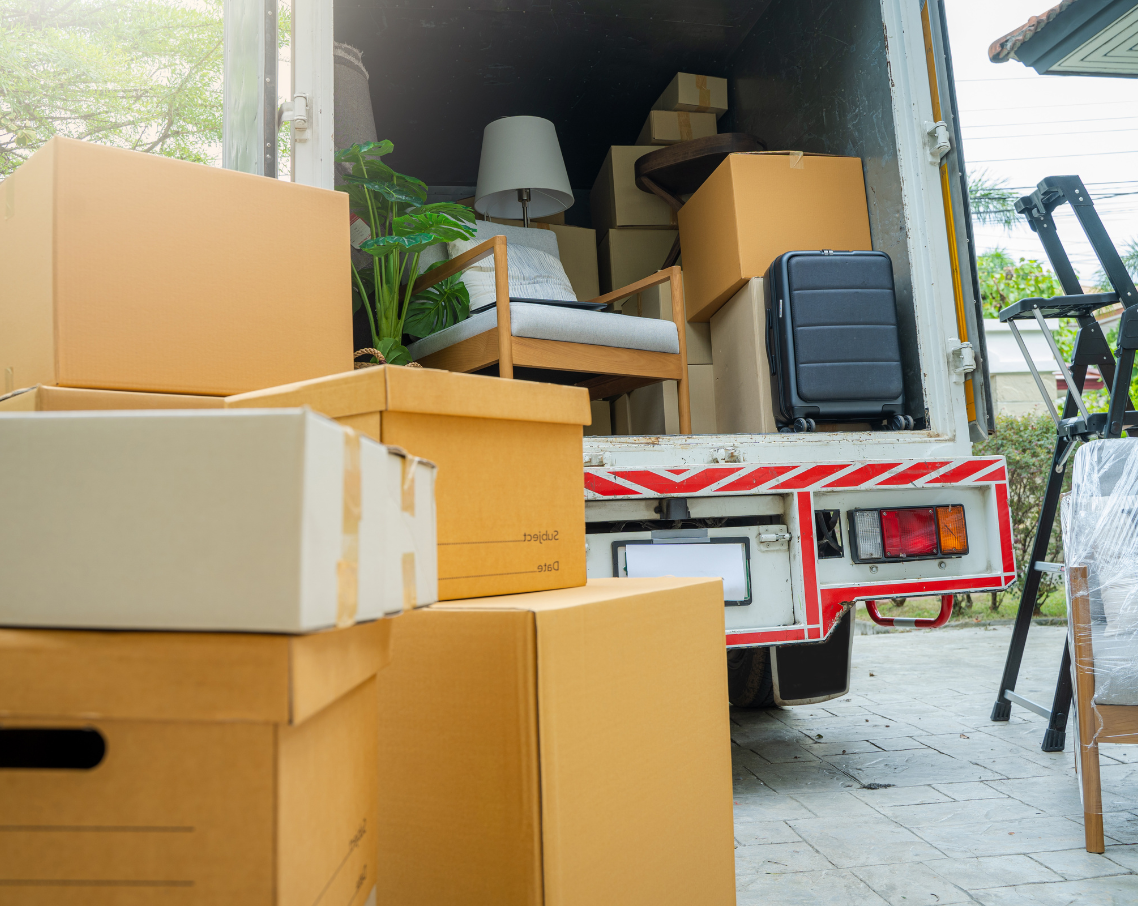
[668,267,691,434]
[1070,565,1105,852]
[493,238,513,379]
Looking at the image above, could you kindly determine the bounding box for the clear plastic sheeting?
[1060,438,1138,848]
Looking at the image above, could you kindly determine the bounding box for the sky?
[944,0,1138,282]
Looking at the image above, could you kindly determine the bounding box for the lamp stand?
[517,187,532,228]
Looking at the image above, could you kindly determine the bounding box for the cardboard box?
[598,228,678,294]
[0,384,224,411]
[637,110,718,145]
[0,620,388,905]
[227,366,591,600]
[375,578,736,906]
[584,399,612,436]
[0,137,352,396]
[710,278,779,434]
[622,279,712,364]
[590,146,677,238]
[620,365,716,435]
[652,72,729,117]
[678,152,872,322]
[0,409,436,631]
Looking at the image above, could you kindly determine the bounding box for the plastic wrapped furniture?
[1061,439,1138,852]
[408,226,692,433]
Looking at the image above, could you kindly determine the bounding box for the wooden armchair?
[408,235,692,434]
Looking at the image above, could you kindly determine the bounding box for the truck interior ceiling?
[336,0,926,423]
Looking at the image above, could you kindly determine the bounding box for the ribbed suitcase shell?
[764,251,905,423]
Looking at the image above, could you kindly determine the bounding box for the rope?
[353,348,423,369]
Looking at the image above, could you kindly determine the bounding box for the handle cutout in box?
[0,727,106,769]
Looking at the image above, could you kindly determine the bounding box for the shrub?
[973,413,1070,612]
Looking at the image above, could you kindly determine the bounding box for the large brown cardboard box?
[678,152,872,322]
[0,137,352,396]
[652,72,729,117]
[590,146,677,238]
[375,577,736,906]
[0,620,389,905]
[636,110,717,146]
[710,278,779,434]
[0,385,224,411]
[598,228,677,294]
[227,366,591,600]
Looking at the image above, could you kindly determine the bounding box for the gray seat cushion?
[407,302,680,360]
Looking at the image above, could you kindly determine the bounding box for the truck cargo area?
[337,0,928,426]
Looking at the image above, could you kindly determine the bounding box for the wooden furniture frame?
[1069,563,1138,852]
[410,235,692,433]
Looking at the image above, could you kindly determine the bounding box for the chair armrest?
[585,266,681,310]
[410,235,506,294]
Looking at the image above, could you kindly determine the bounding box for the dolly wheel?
[727,647,776,709]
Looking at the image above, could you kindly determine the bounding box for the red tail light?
[848,505,968,563]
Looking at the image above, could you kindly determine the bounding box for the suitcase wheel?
[782,417,815,434]
[888,414,915,431]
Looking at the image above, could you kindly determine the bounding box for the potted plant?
[337,140,477,365]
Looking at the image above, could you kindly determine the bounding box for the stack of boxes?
[680,151,874,433]
[0,137,737,903]
[591,73,728,436]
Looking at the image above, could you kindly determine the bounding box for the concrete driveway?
[732,624,1138,905]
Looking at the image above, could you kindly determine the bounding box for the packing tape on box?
[401,455,419,516]
[788,151,805,170]
[695,75,711,111]
[402,551,417,610]
[677,112,692,140]
[336,427,362,628]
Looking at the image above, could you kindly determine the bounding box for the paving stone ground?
[732,624,1138,905]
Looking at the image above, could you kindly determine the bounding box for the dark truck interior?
[335,0,927,423]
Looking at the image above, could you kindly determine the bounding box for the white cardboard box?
[0,409,436,631]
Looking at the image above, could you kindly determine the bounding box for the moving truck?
[231,0,1014,707]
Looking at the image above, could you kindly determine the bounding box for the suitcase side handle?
[765,305,777,375]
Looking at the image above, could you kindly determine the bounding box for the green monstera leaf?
[395,211,476,245]
[404,264,471,340]
[376,337,413,366]
[359,232,437,256]
[409,202,477,226]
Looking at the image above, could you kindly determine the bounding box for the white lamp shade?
[474,116,574,219]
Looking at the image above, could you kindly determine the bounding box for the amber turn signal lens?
[936,505,968,554]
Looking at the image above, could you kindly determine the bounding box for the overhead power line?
[963,115,1138,128]
[969,149,1138,163]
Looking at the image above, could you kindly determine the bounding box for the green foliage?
[973,413,1070,612]
[967,171,1020,230]
[0,0,228,177]
[977,250,1063,319]
[403,264,471,340]
[338,140,476,363]
[1090,238,1138,293]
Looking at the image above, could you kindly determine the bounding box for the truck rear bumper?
[584,455,1016,648]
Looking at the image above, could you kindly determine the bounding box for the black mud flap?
[770,607,854,706]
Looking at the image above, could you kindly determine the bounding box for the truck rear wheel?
[727,647,775,709]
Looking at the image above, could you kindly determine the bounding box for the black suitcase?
[764,250,908,430]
